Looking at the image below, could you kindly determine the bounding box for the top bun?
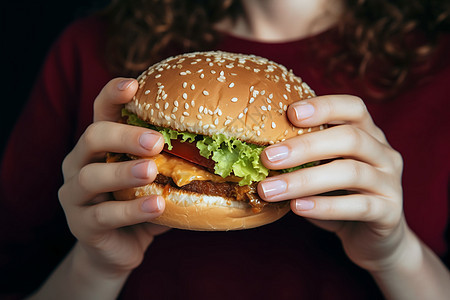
[126,51,320,145]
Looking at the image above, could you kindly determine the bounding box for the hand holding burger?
[110,51,323,231]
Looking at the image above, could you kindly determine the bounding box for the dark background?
[2,0,108,156]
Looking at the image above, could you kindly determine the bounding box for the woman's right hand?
[58,78,169,278]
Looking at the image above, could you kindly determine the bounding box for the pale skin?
[28,0,450,299]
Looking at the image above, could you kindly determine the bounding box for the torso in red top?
[1,16,448,299]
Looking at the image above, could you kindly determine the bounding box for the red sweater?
[1,16,449,299]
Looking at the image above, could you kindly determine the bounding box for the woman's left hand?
[257,95,406,273]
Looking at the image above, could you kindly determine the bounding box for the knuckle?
[61,155,72,179]
[359,195,377,221]
[93,205,108,228]
[58,185,68,206]
[342,125,363,151]
[391,149,404,173]
[82,122,105,149]
[344,160,365,186]
[350,96,368,118]
[77,166,92,194]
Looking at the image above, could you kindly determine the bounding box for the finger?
[258,159,393,202]
[85,195,165,231]
[287,95,387,143]
[290,194,398,226]
[60,159,158,204]
[261,125,394,170]
[64,122,164,174]
[93,78,138,122]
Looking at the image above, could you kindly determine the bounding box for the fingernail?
[139,132,161,151]
[295,199,315,211]
[141,196,162,213]
[264,145,289,162]
[118,79,134,91]
[260,179,287,198]
[131,161,152,179]
[293,103,315,120]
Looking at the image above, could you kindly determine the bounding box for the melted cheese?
[150,153,241,187]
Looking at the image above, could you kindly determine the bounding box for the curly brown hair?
[100,0,450,99]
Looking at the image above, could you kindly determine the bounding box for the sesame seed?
[200,74,205,79]
[184,103,189,109]
[183,82,187,88]
[249,97,255,104]
[191,84,195,90]
[203,90,209,96]
[197,114,202,120]
[217,109,222,116]
[145,90,151,95]
[283,94,288,100]
[164,102,169,110]
[191,100,195,107]
[172,107,178,113]
[174,100,179,107]
[199,106,204,113]
[155,103,160,109]
[238,113,244,119]
[183,93,188,100]
[267,105,271,111]
[224,120,232,126]
[183,112,190,116]
[261,106,267,111]
[145,104,150,110]
[155,74,162,78]
[231,97,238,102]
[298,129,304,134]
[214,118,219,125]
[162,94,168,100]
[229,82,235,88]
[171,114,176,120]
[271,122,276,129]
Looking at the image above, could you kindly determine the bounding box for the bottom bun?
[113,183,290,231]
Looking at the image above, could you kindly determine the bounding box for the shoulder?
[51,15,107,55]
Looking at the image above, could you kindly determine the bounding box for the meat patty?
[154,174,267,212]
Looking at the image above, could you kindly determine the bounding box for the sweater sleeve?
[0,20,89,297]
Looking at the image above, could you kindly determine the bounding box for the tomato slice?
[163,139,216,170]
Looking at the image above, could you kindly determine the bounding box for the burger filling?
[119,109,315,212]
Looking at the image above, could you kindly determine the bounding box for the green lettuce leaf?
[196,134,269,186]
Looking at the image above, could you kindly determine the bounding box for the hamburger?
[110,51,322,231]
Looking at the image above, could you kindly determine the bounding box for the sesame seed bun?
[115,51,322,231]
[126,51,322,146]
